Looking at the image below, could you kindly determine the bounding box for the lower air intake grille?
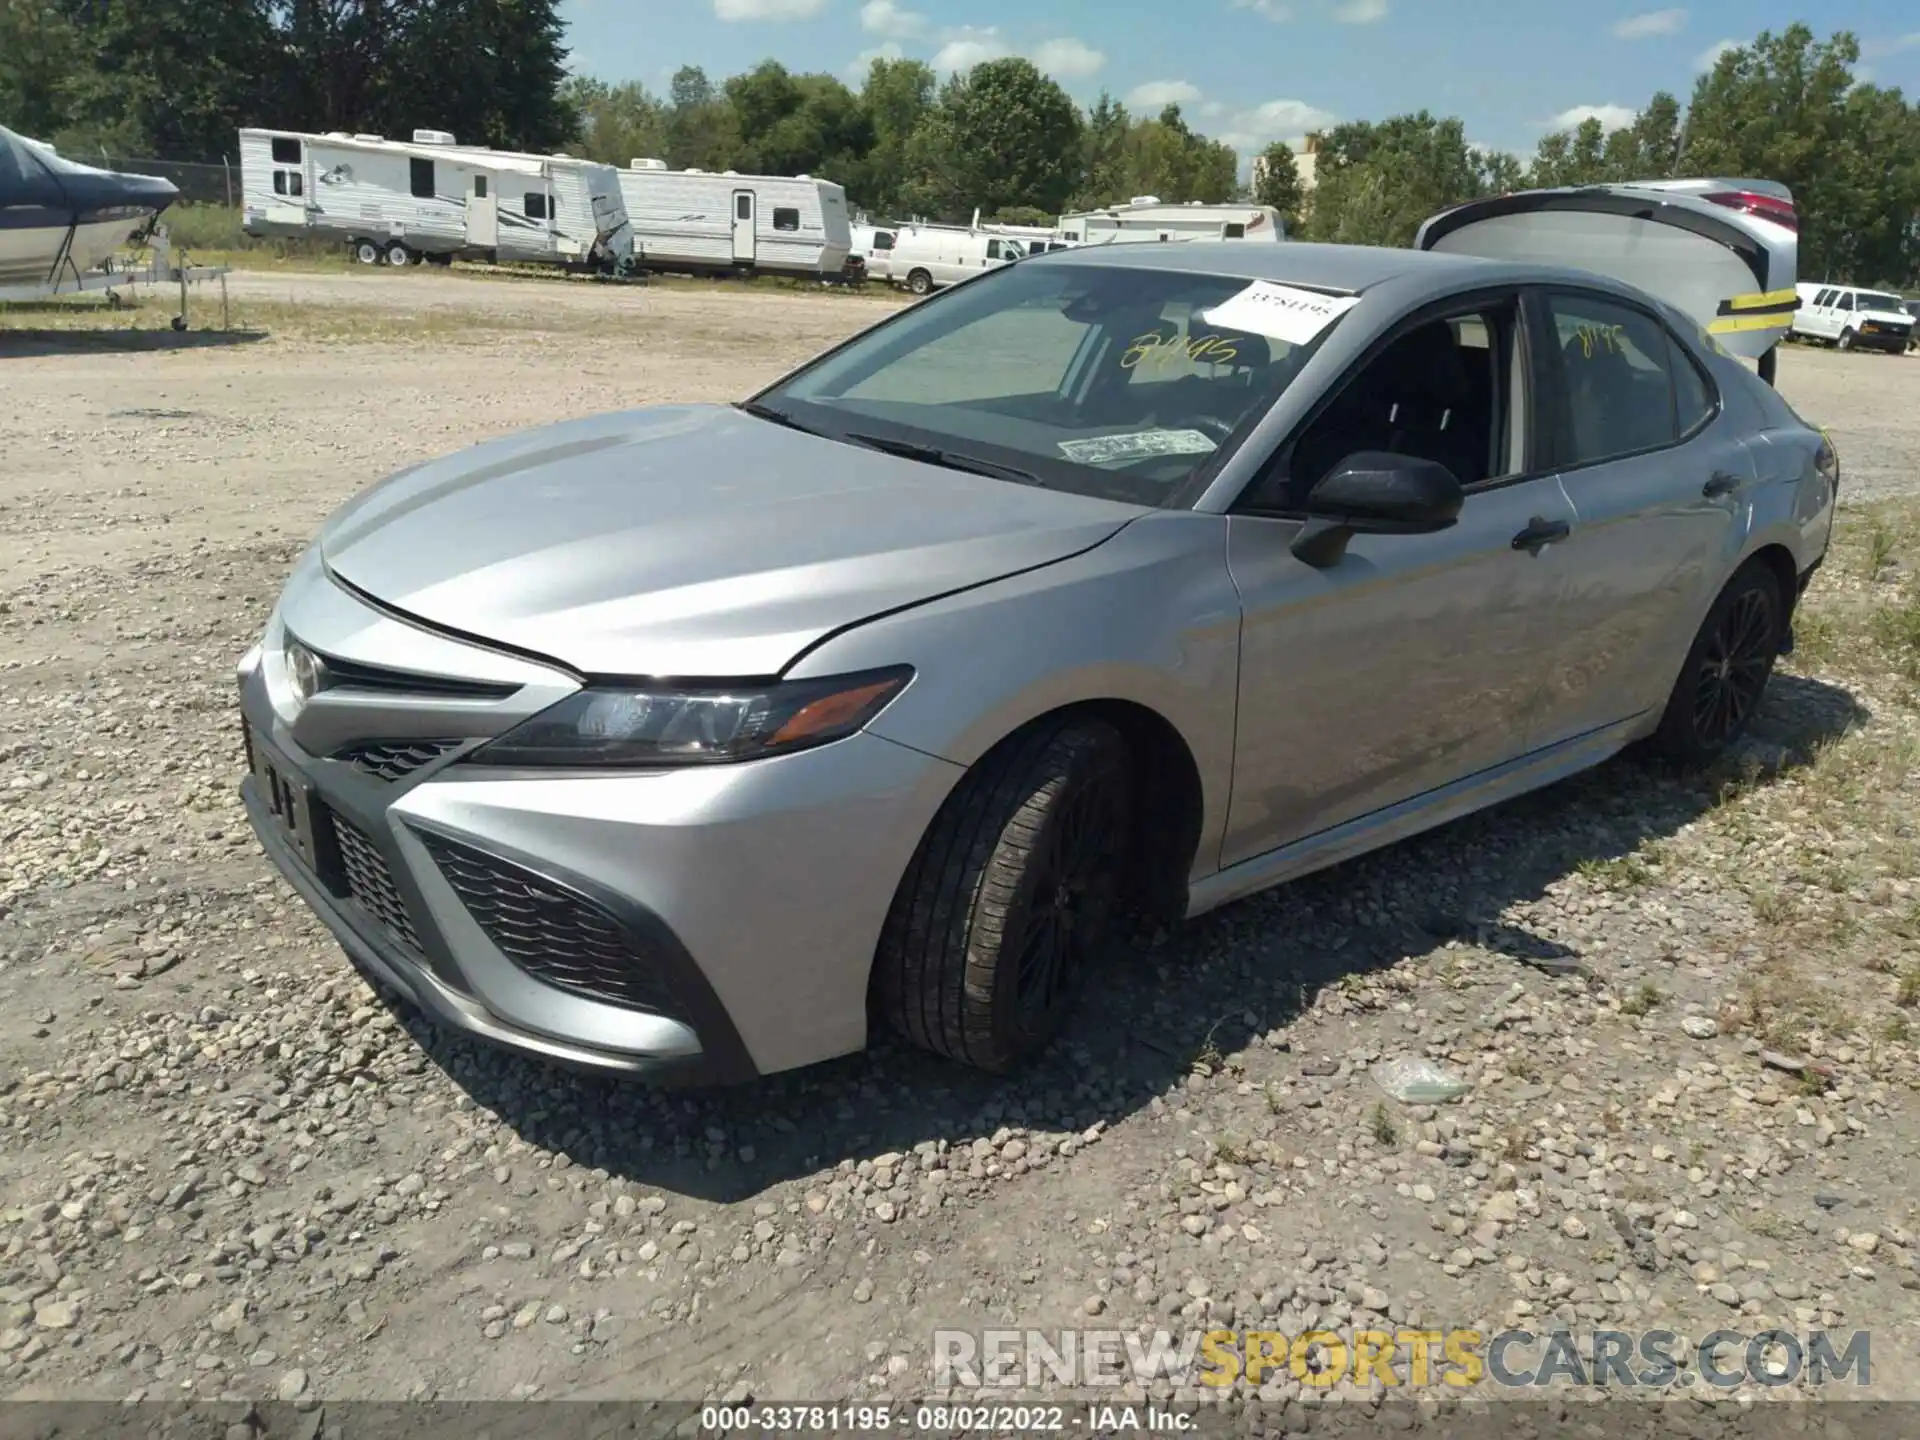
[334,739,462,781]
[332,816,423,952]
[417,831,685,1018]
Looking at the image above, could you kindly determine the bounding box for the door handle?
[1703,471,1741,498]
[1512,517,1571,550]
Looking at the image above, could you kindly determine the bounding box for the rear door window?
[1543,292,1682,465]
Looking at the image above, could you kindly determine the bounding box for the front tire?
[1651,560,1786,768]
[353,240,380,266]
[386,241,414,267]
[1838,328,1857,352]
[876,718,1133,1073]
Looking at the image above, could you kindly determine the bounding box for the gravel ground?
[4,271,1920,1414]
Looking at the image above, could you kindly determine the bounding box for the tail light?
[1705,190,1798,232]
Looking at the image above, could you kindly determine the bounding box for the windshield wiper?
[840,431,1045,486]
[736,400,827,436]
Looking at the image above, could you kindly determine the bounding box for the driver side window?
[1265,299,1519,512]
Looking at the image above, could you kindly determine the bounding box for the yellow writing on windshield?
[1122,331,1241,370]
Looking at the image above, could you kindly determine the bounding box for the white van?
[849,222,897,283]
[1789,281,1915,353]
[887,225,1023,295]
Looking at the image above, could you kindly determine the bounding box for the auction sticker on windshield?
[1202,281,1360,346]
[1058,429,1218,465]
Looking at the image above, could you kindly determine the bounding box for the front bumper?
[237,566,962,1082]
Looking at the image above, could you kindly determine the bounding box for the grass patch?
[1367,1103,1397,1147]
[1619,983,1665,1017]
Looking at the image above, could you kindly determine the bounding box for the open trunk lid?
[1414,179,1798,360]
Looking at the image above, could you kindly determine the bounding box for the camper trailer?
[616,161,851,279]
[1057,197,1285,245]
[238,128,633,270]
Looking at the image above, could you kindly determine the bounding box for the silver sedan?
[237,189,1837,1084]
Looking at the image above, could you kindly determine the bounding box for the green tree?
[1067,92,1132,209]
[1305,111,1488,246]
[390,0,576,151]
[564,76,669,166]
[903,58,1083,220]
[0,0,92,143]
[1680,26,1920,284]
[665,64,736,170]
[1251,141,1304,227]
[856,56,934,214]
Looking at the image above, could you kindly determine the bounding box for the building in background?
[1250,135,1318,196]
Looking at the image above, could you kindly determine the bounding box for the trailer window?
[736,194,751,221]
[272,170,287,196]
[410,158,435,199]
[1223,223,1245,239]
[524,192,549,220]
[773,207,800,231]
[271,137,301,164]
[473,175,488,198]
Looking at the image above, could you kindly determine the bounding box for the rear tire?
[907,268,932,296]
[353,240,380,266]
[875,718,1133,1073]
[1650,560,1786,769]
[386,241,413,267]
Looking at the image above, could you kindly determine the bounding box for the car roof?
[1035,239,1622,299]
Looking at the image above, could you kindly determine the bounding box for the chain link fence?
[90,155,234,206]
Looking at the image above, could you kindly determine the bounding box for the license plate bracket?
[249,725,323,872]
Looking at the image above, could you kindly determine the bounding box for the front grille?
[334,739,463,782]
[332,816,423,952]
[417,830,685,1018]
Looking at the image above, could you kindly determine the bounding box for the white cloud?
[1611,8,1687,40]
[1219,96,1338,154]
[845,41,904,81]
[1200,99,1226,118]
[712,0,824,19]
[1331,0,1387,23]
[1694,37,1740,71]
[933,26,1012,72]
[1128,79,1203,109]
[1545,103,1637,133]
[1032,36,1106,79]
[1229,0,1292,22]
[1862,32,1920,60]
[860,0,926,39]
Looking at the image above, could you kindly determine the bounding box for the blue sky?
[560,1,1920,161]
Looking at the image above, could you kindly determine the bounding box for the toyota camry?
[238,179,1836,1084]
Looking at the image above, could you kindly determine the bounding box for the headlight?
[465,666,913,769]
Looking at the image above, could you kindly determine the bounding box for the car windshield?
[751,261,1343,505]
[1860,292,1907,313]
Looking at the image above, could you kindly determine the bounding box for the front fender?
[786,511,1242,881]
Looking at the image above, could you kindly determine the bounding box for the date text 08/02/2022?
[699,1404,1193,1433]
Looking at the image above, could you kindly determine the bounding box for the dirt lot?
[4,270,1920,1414]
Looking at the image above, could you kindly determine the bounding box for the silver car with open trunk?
[238,180,1835,1084]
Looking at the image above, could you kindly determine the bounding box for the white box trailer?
[239,128,633,270]
[616,160,851,279]
[1057,197,1285,245]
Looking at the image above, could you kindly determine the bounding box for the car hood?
[319,404,1141,677]
[1856,308,1913,325]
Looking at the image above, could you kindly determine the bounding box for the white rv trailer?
[616,160,851,279]
[238,128,633,270]
[1057,197,1285,245]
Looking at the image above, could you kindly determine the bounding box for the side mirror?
[1290,451,1465,568]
